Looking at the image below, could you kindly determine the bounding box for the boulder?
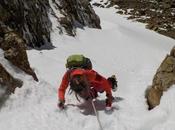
[0,63,23,94]
[0,23,38,81]
[0,63,23,107]
[146,46,175,109]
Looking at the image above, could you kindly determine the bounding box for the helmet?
[70,69,85,77]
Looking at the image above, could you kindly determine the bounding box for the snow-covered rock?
[0,23,38,82]
[50,0,101,36]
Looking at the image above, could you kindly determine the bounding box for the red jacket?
[58,69,112,102]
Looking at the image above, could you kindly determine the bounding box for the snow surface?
[0,6,175,130]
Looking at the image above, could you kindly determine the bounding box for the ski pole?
[91,99,104,130]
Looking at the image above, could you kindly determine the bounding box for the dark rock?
[59,17,76,36]
[136,18,147,23]
[92,3,103,7]
[127,15,137,20]
[0,23,38,81]
[107,0,175,40]
[0,63,23,107]
[0,63,23,94]
[1,0,102,45]
[52,0,101,34]
[0,0,52,47]
[158,30,175,39]
[117,10,124,14]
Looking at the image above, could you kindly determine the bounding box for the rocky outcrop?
[60,0,101,28]
[146,46,175,110]
[0,23,38,82]
[0,63,23,107]
[0,0,52,47]
[0,0,100,81]
[0,0,101,108]
[94,0,175,40]
[0,0,101,46]
[51,0,101,36]
[0,63,23,94]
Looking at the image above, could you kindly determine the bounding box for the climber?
[57,54,118,110]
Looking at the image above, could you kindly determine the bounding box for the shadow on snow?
[66,96,124,115]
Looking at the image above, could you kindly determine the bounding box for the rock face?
[94,0,175,40]
[0,0,101,46]
[0,63,23,94]
[0,0,52,47]
[0,23,38,82]
[51,0,101,36]
[146,46,175,110]
[0,63,23,107]
[0,0,101,108]
[60,0,101,28]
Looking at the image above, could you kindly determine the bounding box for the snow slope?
[0,6,175,130]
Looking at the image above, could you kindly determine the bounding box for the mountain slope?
[0,7,175,130]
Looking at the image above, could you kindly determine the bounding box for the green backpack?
[66,54,92,69]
